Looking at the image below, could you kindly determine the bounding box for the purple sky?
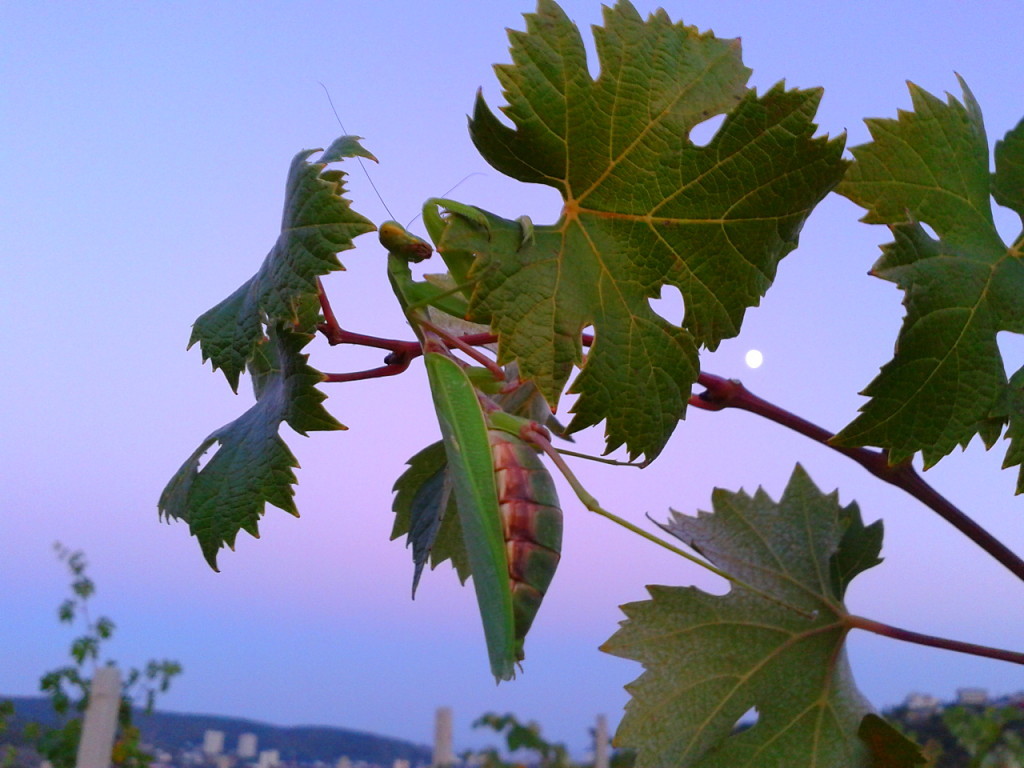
[3,0,1024,757]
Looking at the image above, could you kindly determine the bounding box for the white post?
[75,666,121,768]
[432,707,454,768]
[594,714,609,768]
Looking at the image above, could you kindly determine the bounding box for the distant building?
[904,693,942,714]
[957,687,989,706]
[337,756,352,768]
[257,749,280,768]
[180,746,207,766]
[204,730,226,756]
[393,760,410,768]
[238,733,258,759]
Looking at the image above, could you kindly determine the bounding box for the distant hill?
[1,697,432,766]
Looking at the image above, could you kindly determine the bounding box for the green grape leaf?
[996,368,1024,491]
[833,80,1024,470]
[190,136,377,392]
[831,493,884,600]
[159,324,343,570]
[602,465,889,768]
[391,441,471,593]
[439,0,847,460]
[993,117,1024,218]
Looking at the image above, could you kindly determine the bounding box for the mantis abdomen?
[489,428,562,660]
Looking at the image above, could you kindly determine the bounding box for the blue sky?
[3,0,1023,757]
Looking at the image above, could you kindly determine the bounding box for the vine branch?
[847,614,1024,666]
[322,364,411,383]
[690,372,1024,584]
[317,278,422,355]
[316,281,599,384]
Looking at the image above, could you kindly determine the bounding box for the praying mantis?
[314,103,583,678]
[380,203,563,681]
[380,201,740,681]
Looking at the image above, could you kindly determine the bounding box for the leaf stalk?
[846,614,1024,665]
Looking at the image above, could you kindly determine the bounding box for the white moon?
[745,349,764,369]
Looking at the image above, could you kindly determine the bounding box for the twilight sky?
[3,0,1023,758]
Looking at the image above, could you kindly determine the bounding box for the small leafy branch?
[942,705,1024,767]
[160,1,1024,765]
[465,712,573,768]
[3,544,181,768]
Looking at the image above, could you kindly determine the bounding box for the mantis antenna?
[318,81,483,228]
[318,81,397,221]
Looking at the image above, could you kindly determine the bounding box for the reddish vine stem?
[322,364,410,383]
[691,372,1024,584]
[316,332,502,384]
[316,278,343,341]
[846,614,1024,666]
[315,283,599,385]
[316,278,421,354]
[418,319,505,378]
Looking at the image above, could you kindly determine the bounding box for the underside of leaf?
[602,465,888,767]
[189,137,377,391]
[163,137,374,566]
[159,325,343,569]
[391,440,471,592]
[995,367,1024,493]
[440,0,847,461]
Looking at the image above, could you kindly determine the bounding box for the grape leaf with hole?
[601,465,916,768]
[438,0,847,460]
[159,324,343,569]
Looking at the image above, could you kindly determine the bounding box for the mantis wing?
[423,351,517,681]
